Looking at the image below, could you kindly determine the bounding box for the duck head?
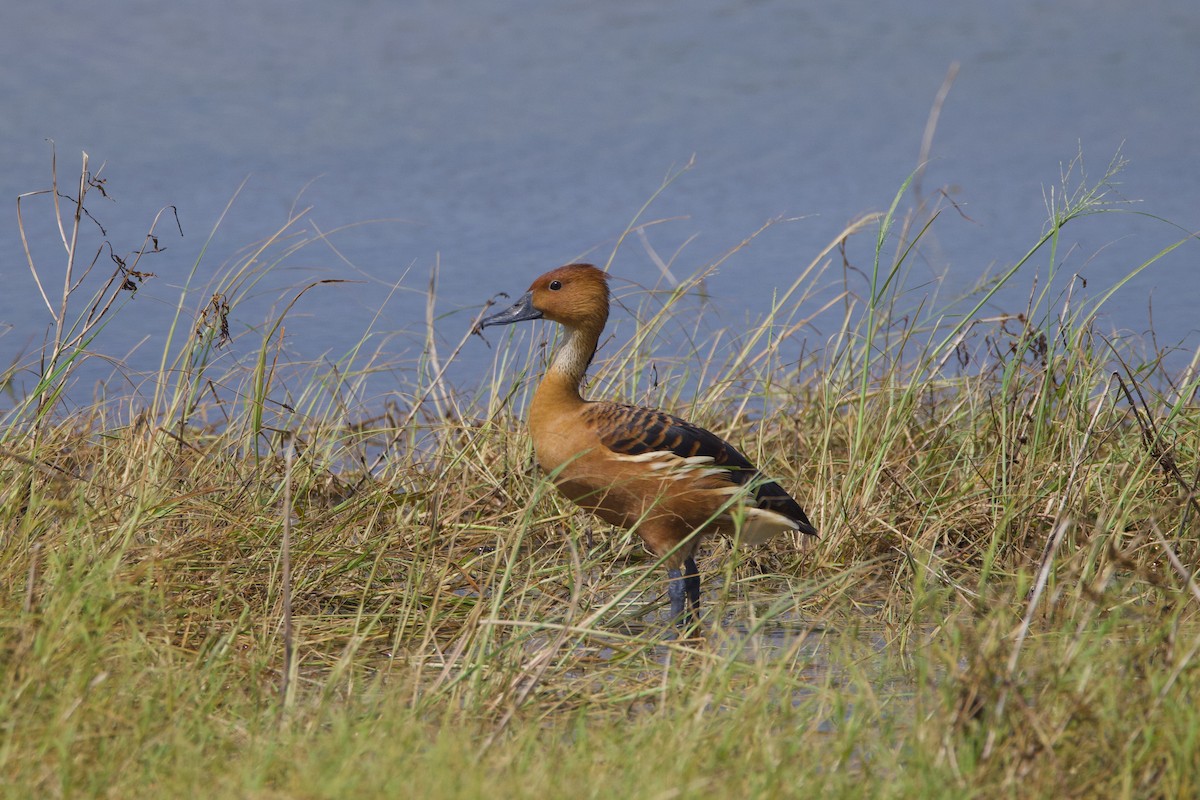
[478,263,610,332]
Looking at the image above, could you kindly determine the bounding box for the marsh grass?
[2,151,1200,798]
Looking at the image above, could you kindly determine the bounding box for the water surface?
[3,1,1197,406]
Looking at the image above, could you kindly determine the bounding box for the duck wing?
[583,401,818,536]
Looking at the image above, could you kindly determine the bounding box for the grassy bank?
[2,153,1199,798]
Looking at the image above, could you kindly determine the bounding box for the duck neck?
[533,324,600,409]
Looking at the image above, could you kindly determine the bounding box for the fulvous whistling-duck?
[478,263,817,627]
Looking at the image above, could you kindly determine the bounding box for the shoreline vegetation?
[2,151,1199,797]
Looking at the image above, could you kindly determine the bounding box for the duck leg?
[683,555,701,617]
[665,556,703,629]
[666,567,688,623]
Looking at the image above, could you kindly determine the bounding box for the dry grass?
[1,150,1199,798]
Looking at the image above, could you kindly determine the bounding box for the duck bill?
[478,291,543,329]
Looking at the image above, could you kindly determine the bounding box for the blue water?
[2,0,1198,410]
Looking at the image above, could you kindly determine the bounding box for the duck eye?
[548,280,562,291]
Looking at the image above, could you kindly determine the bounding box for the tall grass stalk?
[12,147,179,439]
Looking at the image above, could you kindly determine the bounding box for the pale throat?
[543,325,600,400]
